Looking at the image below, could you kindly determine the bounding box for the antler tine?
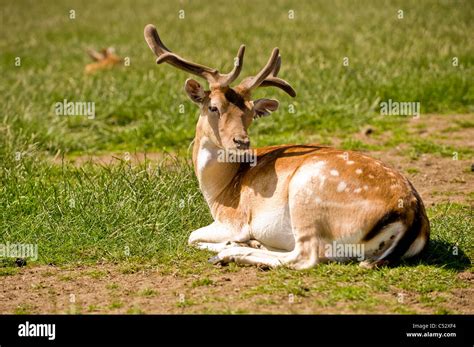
[86,48,105,62]
[144,24,219,83]
[217,45,246,87]
[239,48,280,92]
[144,24,171,56]
[273,55,281,76]
[259,55,296,97]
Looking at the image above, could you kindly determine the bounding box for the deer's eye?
[208,105,219,115]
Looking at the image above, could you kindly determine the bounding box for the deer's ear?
[105,47,116,56]
[253,98,279,118]
[184,79,207,104]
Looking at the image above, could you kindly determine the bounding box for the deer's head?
[144,25,295,150]
[85,47,123,74]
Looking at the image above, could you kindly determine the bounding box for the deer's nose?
[233,137,250,150]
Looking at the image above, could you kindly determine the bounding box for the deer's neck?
[192,135,240,217]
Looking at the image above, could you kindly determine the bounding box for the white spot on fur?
[197,144,214,176]
[354,188,362,193]
[290,161,326,197]
[368,174,375,179]
[337,181,347,192]
[330,170,339,176]
[363,185,368,191]
[347,161,355,165]
[355,169,363,175]
[315,197,322,203]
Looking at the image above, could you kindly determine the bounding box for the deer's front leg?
[188,222,249,252]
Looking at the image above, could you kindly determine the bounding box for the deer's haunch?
[144,24,430,269]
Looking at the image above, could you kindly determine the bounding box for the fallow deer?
[144,24,430,269]
[85,47,122,74]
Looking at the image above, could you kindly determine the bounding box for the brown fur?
[85,47,122,74]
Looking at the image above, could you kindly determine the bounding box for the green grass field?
[0,0,473,313]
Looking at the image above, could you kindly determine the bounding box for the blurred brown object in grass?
[85,47,123,74]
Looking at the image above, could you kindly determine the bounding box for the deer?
[85,47,123,74]
[144,24,430,269]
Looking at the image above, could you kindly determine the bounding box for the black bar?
[0,314,472,345]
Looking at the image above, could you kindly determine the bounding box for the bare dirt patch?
[372,150,472,206]
[358,114,473,206]
[0,264,258,314]
[406,114,474,150]
[1,264,472,314]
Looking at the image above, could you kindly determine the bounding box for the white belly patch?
[250,206,294,251]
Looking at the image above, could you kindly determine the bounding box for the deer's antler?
[258,56,296,97]
[238,50,296,97]
[144,24,244,88]
[86,48,106,61]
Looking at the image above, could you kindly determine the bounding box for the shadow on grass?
[403,240,471,271]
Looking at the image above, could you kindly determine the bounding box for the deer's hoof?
[208,256,222,265]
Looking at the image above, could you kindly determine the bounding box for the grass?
[1,153,472,269]
[14,304,36,315]
[87,304,100,312]
[1,0,473,155]
[126,306,145,314]
[176,297,195,308]
[191,278,214,288]
[0,0,473,314]
[406,168,420,174]
[106,283,120,290]
[1,156,209,265]
[138,288,157,297]
[0,267,19,276]
[87,269,107,279]
[108,300,124,309]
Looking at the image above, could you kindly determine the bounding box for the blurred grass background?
[1,0,473,155]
